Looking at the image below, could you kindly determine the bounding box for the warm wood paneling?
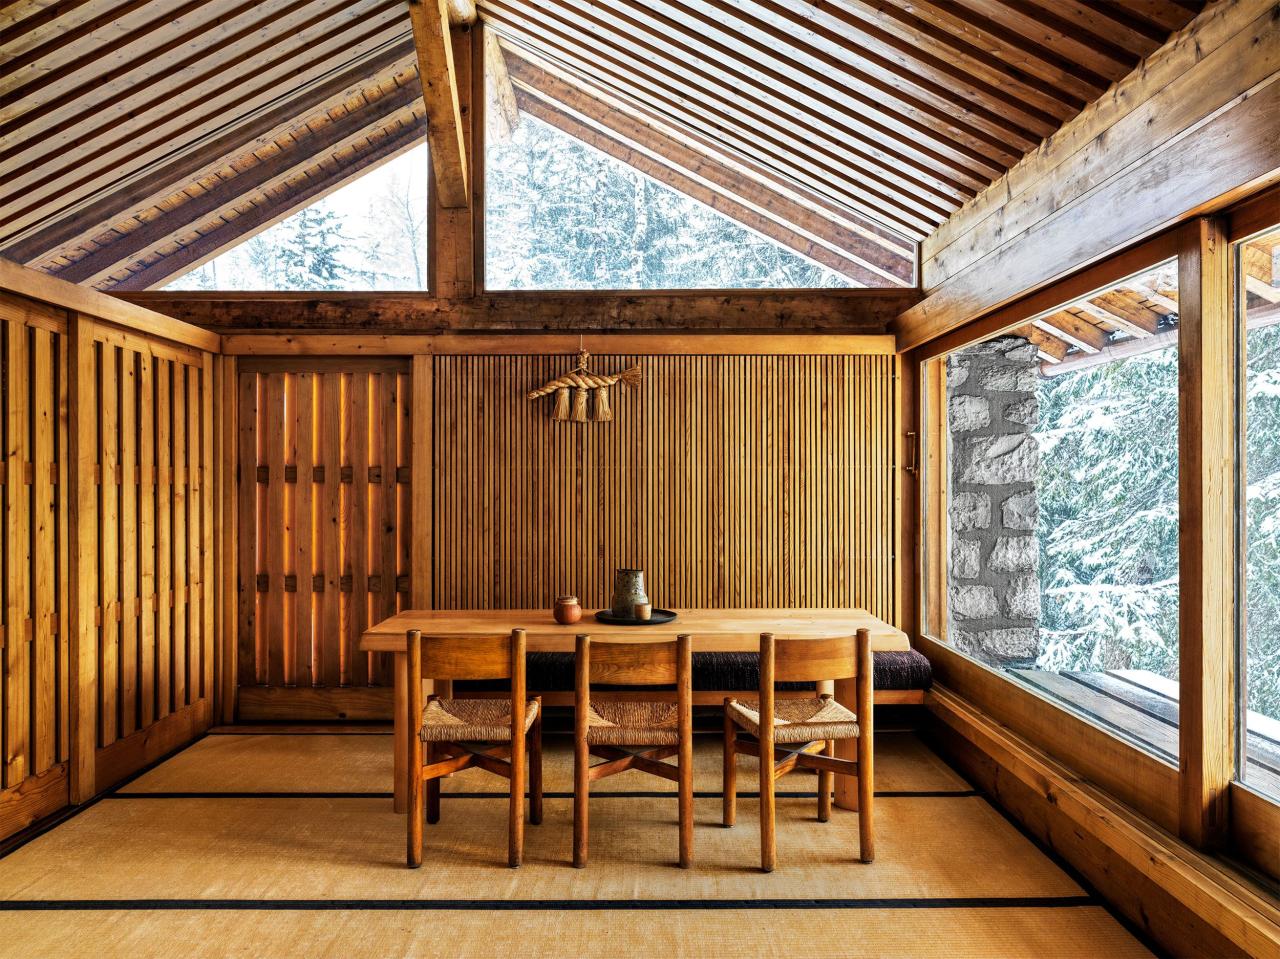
[236,360,411,719]
[0,294,69,801]
[432,353,896,617]
[88,325,216,761]
[0,262,219,831]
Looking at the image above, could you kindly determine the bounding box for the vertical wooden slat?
[171,364,188,710]
[31,327,55,775]
[261,373,284,689]
[218,356,238,723]
[187,359,202,701]
[294,372,315,688]
[138,353,155,728]
[319,372,342,688]
[349,373,370,686]
[4,321,29,785]
[56,330,70,765]
[117,350,137,737]
[97,341,118,748]
[235,371,257,691]
[200,355,215,703]
[68,315,97,802]
[155,360,171,718]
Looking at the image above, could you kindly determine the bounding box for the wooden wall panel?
[432,353,896,617]
[0,295,69,809]
[237,361,410,719]
[88,330,215,756]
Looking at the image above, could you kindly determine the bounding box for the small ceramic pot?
[633,602,653,621]
[554,595,582,625]
[611,568,648,616]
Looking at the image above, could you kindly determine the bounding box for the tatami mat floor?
[0,729,1154,958]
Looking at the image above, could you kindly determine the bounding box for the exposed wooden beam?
[505,53,912,285]
[899,0,1278,350]
[1122,283,1181,314]
[445,0,476,25]
[51,87,423,287]
[109,120,427,292]
[114,290,922,333]
[1033,310,1106,353]
[483,23,519,142]
[1244,244,1280,303]
[0,41,416,264]
[408,0,470,208]
[1071,300,1157,338]
[1012,323,1069,363]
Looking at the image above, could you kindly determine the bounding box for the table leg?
[834,677,858,811]
[394,652,407,814]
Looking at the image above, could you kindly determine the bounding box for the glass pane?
[932,261,1181,757]
[1240,225,1280,800]
[163,144,430,291]
[484,109,877,290]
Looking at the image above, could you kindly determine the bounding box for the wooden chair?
[722,628,874,872]
[573,633,694,869]
[406,628,543,869]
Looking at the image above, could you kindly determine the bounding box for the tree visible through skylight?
[485,113,853,290]
[164,144,430,291]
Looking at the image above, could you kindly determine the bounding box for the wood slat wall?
[0,276,220,841]
[0,293,69,828]
[89,329,215,752]
[236,361,410,719]
[433,353,896,617]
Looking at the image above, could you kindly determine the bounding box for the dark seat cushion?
[456,650,931,694]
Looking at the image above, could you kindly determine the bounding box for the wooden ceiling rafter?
[1012,322,1069,363]
[662,0,1025,169]
[1,39,417,266]
[110,115,428,292]
[0,0,401,164]
[49,75,425,286]
[481,3,947,238]
[498,37,913,254]
[408,0,470,208]
[1033,310,1107,354]
[0,4,411,228]
[505,49,911,285]
[487,0,986,203]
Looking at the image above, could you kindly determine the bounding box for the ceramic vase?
[611,568,648,617]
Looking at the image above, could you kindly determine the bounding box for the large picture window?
[926,261,1183,757]
[1237,223,1280,800]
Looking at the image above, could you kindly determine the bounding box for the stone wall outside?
[946,337,1042,668]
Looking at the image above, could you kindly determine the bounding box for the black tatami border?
[0,896,1098,913]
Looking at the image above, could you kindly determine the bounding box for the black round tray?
[594,608,678,626]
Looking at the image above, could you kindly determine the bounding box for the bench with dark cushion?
[456,649,932,704]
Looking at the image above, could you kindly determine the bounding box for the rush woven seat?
[725,697,859,744]
[585,701,680,746]
[421,698,540,743]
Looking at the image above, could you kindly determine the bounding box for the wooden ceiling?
[0,0,1206,292]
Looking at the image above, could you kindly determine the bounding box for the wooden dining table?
[360,608,910,814]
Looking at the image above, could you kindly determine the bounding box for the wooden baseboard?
[95,699,213,793]
[236,686,394,722]
[0,763,69,842]
[925,686,1280,959]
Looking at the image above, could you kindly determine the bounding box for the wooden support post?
[428,21,478,297]
[408,0,470,209]
[1177,216,1234,850]
[67,314,97,803]
[216,355,238,725]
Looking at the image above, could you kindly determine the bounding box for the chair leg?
[858,732,875,863]
[573,728,589,868]
[759,736,776,873]
[722,703,737,827]
[408,731,423,868]
[818,739,834,823]
[678,729,694,869]
[529,703,544,826]
[510,724,526,868]
[425,740,440,825]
